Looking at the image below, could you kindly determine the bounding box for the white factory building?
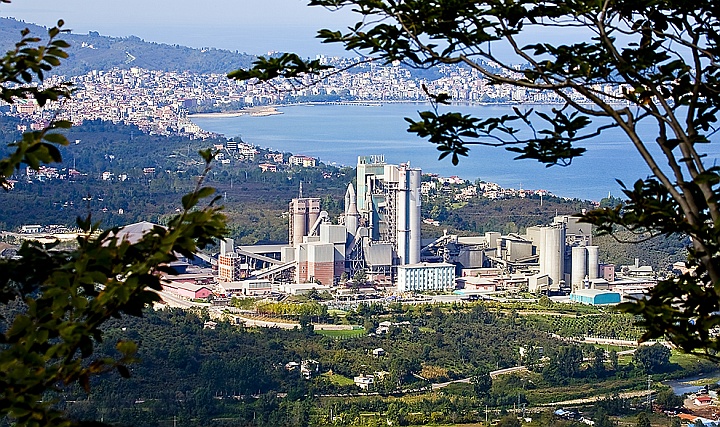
[354,154,422,266]
[397,262,455,292]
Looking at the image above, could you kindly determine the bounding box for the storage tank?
[586,246,599,279]
[543,226,565,286]
[536,227,547,276]
[396,168,409,264]
[307,198,321,235]
[485,232,501,250]
[571,246,587,289]
[408,168,422,264]
[290,200,307,247]
[220,237,234,256]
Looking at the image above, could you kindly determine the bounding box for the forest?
[21,301,708,427]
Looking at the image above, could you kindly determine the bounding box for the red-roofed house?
[695,395,713,406]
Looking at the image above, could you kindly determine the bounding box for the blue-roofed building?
[569,289,621,305]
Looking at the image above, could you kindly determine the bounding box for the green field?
[327,309,348,316]
[315,328,366,338]
[322,372,356,386]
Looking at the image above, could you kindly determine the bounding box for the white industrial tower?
[353,155,421,266]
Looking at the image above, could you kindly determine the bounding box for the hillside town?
[3,58,627,138]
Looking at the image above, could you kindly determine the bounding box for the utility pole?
[647,375,652,410]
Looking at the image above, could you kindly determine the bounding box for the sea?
[190,103,720,201]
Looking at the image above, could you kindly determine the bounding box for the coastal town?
[5,58,627,139]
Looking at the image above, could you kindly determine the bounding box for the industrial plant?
[216,155,429,287]
[180,155,656,303]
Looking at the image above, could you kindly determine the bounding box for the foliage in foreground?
[0,18,228,427]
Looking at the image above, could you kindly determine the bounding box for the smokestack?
[345,183,359,240]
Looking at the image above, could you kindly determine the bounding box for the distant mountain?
[0,18,256,76]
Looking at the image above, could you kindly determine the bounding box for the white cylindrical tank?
[543,226,565,286]
[537,229,547,276]
[586,246,599,279]
[485,232,501,250]
[571,246,587,289]
[220,237,234,256]
[397,169,409,264]
[408,168,422,264]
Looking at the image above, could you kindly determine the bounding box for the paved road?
[233,314,358,331]
[431,366,529,390]
[157,290,206,309]
[540,389,653,406]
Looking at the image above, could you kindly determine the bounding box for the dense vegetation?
[28,304,706,427]
[0,119,349,242]
[422,191,594,235]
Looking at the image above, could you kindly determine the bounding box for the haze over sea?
[192,103,720,201]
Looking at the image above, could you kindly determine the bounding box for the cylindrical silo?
[408,168,422,264]
[586,246,599,279]
[292,212,306,246]
[307,198,320,235]
[571,246,587,289]
[397,169,409,264]
[485,232,501,250]
[537,228,547,276]
[544,226,565,286]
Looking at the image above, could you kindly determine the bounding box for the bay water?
[191,103,720,201]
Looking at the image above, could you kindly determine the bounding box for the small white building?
[278,283,332,296]
[20,225,42,234]
[397,262,455,292]
[354,374,374,390]
[219,279,272,296]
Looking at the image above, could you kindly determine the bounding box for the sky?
[1,0,589,61]
[1,0,357,57]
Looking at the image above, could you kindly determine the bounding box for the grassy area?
[588,343,635,352]
[669,349,704,368]
[321,372,355,386]
[418,327,435,333]
[315,328,366,338]
[327,309,348,317]
[524,377,646,405]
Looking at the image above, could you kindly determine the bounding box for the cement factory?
[187,155,654,303]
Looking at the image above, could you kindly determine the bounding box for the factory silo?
[485,232,501,250]
[571,246,587,289]
[307,198,321,234]
[397,168,409,265]
[395,166,421,265]
[586,246,599,279]
[543,225,565,286]
[290,199,307,247]
[408,168,421,264]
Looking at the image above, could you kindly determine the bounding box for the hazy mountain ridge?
[0,17,256,75]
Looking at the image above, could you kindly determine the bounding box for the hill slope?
[0,17,255,75]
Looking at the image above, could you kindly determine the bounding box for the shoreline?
[189,99,625,118]
[189,106,283,118]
